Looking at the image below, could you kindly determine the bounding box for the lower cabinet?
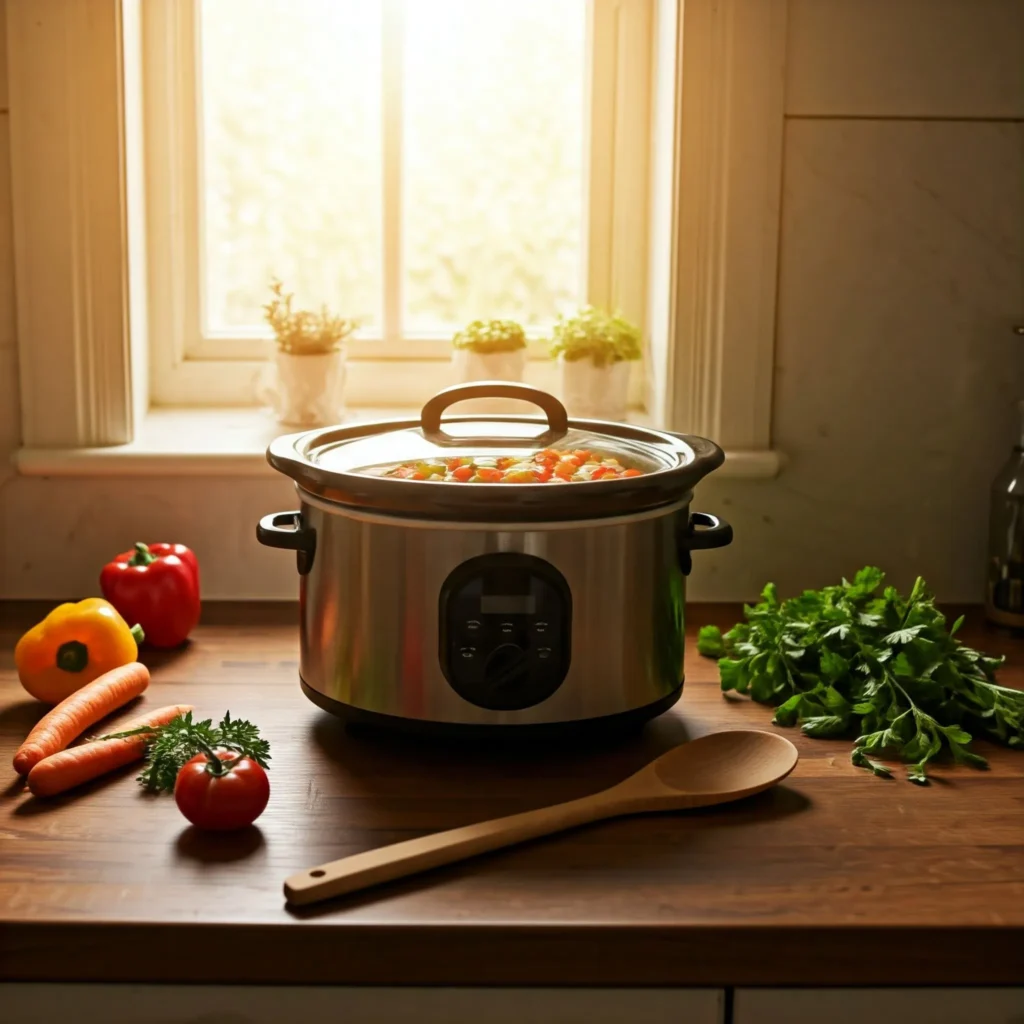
[735,989,1024,1024]
[0,985,725,1024]
[9,984,1024,1022]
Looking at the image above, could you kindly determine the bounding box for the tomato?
[590,466,615,480]
[622,468,643,478]
[452,465,474,482]
[475,468,503,483]
[174,751,270,831]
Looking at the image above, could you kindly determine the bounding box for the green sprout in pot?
[452,319,527,355]
[263,279,360,356]
[548,306,642,368]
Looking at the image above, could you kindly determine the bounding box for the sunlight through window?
[198,0,586,339]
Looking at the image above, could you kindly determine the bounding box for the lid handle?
[420,382,570,447]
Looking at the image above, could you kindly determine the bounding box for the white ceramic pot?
[257,350,347,427]
[451,347,527,414]
[560,357,631,421]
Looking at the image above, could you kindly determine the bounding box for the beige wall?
[1,0,1023,603]
[0,2,18,575]
[695,0,1024,601]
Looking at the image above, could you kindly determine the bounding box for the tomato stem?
[194,734,242,777]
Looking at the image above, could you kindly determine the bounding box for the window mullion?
[584,0,615,312]
[381,0,405,345]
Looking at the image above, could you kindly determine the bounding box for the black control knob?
[484,642,528,693]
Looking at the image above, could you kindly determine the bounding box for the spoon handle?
[285,790,622,906]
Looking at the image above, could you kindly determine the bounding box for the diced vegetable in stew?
[376,450,646,483]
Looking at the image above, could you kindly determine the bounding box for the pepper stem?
[130,624,146,645]
[128,542,157,567]
[56,640,89,673]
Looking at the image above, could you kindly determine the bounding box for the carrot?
[26,703,193,798]
[12,661,150,775]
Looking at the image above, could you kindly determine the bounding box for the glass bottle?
[986,399,1024,628]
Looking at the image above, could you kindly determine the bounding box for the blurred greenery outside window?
[201,0,589,339]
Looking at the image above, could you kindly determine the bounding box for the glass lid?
[266,382,724,520]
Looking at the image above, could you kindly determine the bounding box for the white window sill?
[13,407,783,480]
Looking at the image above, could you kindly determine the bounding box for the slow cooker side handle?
[677,511,733,576]
[256,511,317,575]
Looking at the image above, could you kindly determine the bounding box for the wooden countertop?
[2,602,1024,987]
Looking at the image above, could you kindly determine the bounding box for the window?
[145,0,653,406]
[10,0,784,478]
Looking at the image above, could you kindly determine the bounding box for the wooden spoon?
[284,729,798,907]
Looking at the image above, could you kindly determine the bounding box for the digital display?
[481,594,537,615]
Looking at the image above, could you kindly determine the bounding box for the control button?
[534,621,549,633]
[465,619,481,633]
[460,646,476,659]
[499,621,515,634]
[537,646,552,660]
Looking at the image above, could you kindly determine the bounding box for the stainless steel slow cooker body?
[257,382,733,735]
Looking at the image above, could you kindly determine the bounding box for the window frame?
[10,0,785,477]
[141,0,654,408]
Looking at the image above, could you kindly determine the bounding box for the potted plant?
[548,306,641,421]
[451,319,528,413]
[258,279,359,427]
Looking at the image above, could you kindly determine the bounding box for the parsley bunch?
[697,568,1024,783]
[103,711,271,792]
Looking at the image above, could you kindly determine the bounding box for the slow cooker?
[257,382,732,735]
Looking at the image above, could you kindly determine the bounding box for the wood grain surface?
[2,601,1023,986]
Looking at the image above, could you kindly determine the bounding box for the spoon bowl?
[285,728,800,907]
[650,728,798,799]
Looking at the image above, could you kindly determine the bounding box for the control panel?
[438,553,572,711]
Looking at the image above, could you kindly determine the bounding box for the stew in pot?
[368,448,646,484]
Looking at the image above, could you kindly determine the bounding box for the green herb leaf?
[851,747,894,778]
[718,657,748,693]
[801,715,848,738]
[820,650,849,683]
[941,724,973,745]
[884,625,926,645]
[696,625,725,658]
[773,693,805,727]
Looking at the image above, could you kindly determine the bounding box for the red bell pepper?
[100,542,201,649]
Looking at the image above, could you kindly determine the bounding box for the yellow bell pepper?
[15,598,144,703]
